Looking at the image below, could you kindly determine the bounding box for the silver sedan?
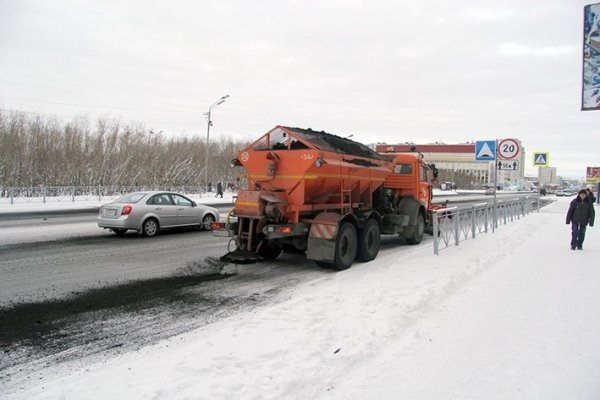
[98,191,220,236]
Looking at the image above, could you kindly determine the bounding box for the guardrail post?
[471,205,476,238]
[484,204,488,233]
[518,200,522,218]
[433,212,439,255]
[454,209,460,246]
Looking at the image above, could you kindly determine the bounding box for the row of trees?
[0,110,249,188]
[436,170,487,190]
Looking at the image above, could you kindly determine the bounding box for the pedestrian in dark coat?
[566,189,595,250]
[216,181,223,198]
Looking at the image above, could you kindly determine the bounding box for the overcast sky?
[0,0,598,178]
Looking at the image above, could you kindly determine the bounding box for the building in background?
[375,141,526,189]
[538,167,558,187]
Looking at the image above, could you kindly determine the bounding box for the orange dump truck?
[216,126,440,270]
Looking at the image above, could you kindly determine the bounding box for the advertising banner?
[583,3,600,110]
[586,166,600,184]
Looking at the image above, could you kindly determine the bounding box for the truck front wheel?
[406,213,425,245]
[357,219,380,262]
[333,222,357,270]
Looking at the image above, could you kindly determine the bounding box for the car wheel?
[112,228,127,236]
[202,214,215,231]
[142,218,159,237]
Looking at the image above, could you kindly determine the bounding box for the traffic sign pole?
[493,139,498,231]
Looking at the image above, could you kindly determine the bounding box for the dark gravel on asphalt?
[0,257,245,376]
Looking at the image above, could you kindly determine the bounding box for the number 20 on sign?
[497,138,520,160]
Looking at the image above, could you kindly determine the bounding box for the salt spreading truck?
[215,126,440,270]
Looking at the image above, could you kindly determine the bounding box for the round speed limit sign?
[498,138,520,160]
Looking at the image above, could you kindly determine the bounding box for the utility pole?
[204,95,230,189]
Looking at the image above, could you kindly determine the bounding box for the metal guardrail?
[432,196,541,255]
[0,185,213,205]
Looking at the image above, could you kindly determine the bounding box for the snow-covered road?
[2,196,598,399]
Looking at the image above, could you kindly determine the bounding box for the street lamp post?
[204,95,230,189]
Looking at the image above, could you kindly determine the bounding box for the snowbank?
[0,192,237,214]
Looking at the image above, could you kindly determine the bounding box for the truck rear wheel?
[333,222,357,270]
[406,213,424,245]
[257,241,282,260]
[357,219,380,262]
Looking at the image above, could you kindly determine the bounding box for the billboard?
[583,3,600,110]
[587,166,600,179]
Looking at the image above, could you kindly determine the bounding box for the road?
[0,207,424,389]
[0,192,543,305]
[0,193,544,390]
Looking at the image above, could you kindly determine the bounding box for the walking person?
[566,189,595,250]
[216,181,224,198]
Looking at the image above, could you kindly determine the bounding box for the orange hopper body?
[234,126,395,222]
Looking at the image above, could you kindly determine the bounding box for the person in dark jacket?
[216,181,223,198]
[566,189,595,250]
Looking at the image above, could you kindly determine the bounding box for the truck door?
[419,164,431,205]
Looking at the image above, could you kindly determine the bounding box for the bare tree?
[0,110,248,189]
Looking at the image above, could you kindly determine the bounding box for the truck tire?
[406,213,424,245]
[333,222,357,270]
[258,241,282,260]
[357,219,380,262]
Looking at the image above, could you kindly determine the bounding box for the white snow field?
[0,191,238,213]
[3,196,599,400]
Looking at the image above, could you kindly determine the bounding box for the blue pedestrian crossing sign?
[475,140,497,161]
[533,152,549,166]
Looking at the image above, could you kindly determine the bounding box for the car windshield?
[115,193,146,203]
